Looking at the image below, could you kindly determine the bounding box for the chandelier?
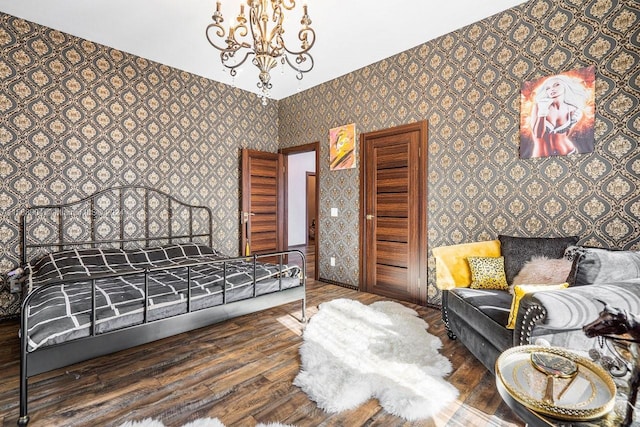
[206,0,316,105]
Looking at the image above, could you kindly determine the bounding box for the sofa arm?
[513,281,640,350]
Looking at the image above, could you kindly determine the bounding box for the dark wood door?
[241,149,283,255]
[360,121,427,304]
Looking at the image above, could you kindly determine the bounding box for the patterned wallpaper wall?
[0,13,279,317]
[279,0,640,304]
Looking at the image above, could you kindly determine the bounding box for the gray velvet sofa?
[437,236,640,374]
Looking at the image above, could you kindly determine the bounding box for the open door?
[241,149,284,255]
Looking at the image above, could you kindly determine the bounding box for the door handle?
[366,214,374,220]
[242,211,256,223]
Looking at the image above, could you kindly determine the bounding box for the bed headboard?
[21,186,213,264]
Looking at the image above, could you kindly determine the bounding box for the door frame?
[280,142,320,280]
[358,121,428,304]
[305,171,316,245]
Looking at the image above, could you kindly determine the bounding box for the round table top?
[495,345,621,425]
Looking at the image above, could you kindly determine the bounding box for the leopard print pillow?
[467,256,509,290]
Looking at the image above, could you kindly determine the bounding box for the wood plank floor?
[0,281,523,427]
[288,242,315,280]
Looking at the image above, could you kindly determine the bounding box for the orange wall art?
[520,66,595,159]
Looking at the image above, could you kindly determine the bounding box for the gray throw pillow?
[498,235,579,285]
[569,248,640,286]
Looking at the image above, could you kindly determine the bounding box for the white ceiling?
[0,0,527,100]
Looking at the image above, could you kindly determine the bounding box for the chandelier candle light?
[206,0,316,105]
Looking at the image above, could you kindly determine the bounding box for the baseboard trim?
[318,277,359,291]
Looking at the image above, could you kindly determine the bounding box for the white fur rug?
[119,418,293,427]
[293,298,459,421]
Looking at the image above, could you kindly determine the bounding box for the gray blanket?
[24,243,302,351]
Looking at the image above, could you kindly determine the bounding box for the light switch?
[331,208,338,217]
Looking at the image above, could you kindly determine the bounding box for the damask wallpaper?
[0,14,279,317]
[0,0,638,317]
[279,0,640,304]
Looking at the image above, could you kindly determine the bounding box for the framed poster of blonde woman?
[520,66,595,159]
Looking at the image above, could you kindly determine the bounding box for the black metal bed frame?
[17,186,306,426]
[20,185,213,264]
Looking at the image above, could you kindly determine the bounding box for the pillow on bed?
[29,252,61,278]
[76,248,130,267]
[26,249,99,292]
[29,249,90,278]
[167,243,219,257]
[27,243,219,289]
[127,243,220,265]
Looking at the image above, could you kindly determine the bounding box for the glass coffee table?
[495,345,630,426]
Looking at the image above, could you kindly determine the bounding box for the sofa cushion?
[511,256,573,288]
[447,288,513,351]
[506,282,569,329]
[498,235,579,285]
[468,256,508,290]
[568,248,640,287]
[432,240,501,290]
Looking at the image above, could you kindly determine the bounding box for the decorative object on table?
[495,345,616,421]
[583,299,640,427]
[294,298,458,420]
[329,123,356,170]
[583,300,640,343]
[519,66,595,159]
[205,0,315,105]
[530,352,578,405]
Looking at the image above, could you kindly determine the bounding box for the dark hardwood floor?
[0,281,523,427]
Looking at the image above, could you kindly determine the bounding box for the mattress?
[23,243,302,351]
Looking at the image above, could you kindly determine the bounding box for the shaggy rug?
[119,419,292,427]
[293,298,459,421]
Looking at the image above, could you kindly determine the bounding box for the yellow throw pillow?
[506,283,569,329]
[432,240,501,290]
[468,256,509,290]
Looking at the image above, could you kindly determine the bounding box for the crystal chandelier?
[206,0,316,105]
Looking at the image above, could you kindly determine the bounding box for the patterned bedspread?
[23,243,302,351]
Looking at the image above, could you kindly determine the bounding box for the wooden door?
[241,149,283,255]
[360,121,427,304]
